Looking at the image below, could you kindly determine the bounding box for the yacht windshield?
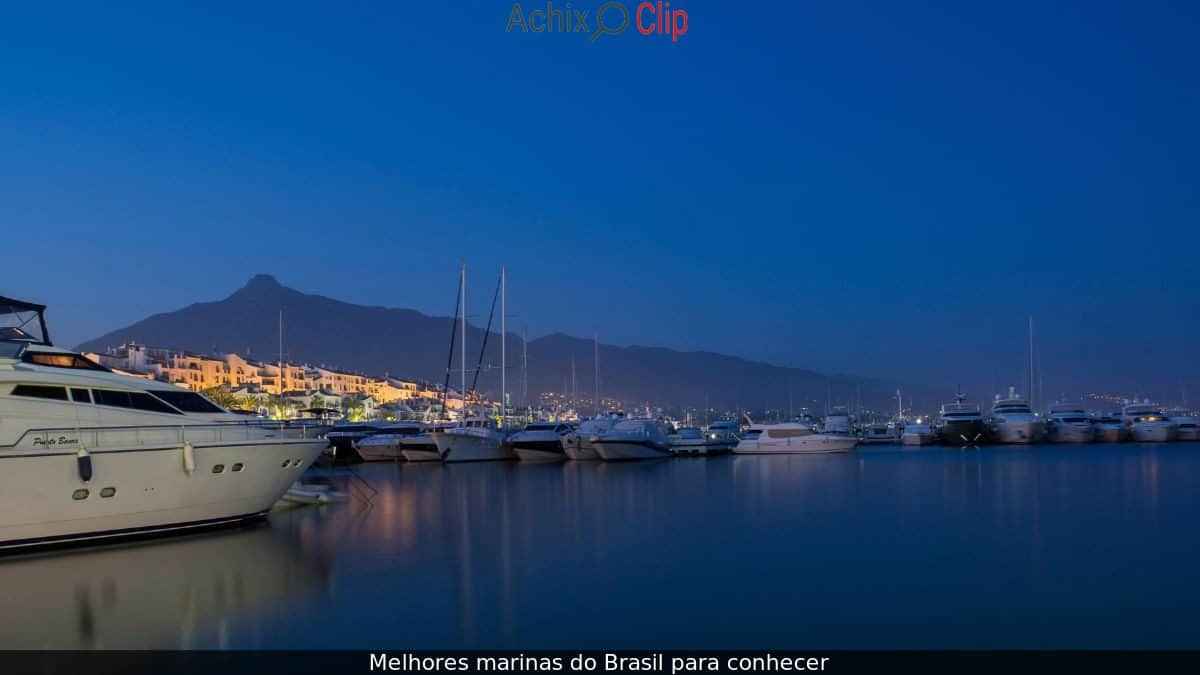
[0,297,51,346]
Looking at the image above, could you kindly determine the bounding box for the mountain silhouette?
[77,275,920,413]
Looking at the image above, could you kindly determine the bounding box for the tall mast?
[522,326,528,413]
[501,265,506,427]
[593,333,600,415]
[278,309,283,395]
[1028,316,1035,411]
[461,263,467,421]
[571,356,577,412]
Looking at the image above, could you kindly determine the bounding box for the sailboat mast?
[593,333,600,416]
[461,264,467,421]
[1028,316,1035,411]
[277,309,283,396]
[501,266,506,427]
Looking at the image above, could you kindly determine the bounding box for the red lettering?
[672,9,688,42]
[636,2,656,35]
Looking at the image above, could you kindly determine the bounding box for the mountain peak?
[243,274,283,290]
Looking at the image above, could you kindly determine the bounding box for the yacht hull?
[513,441,567,462]
[1175,427,1200,441]
[354,439,404,462]
[593,440,672,461]
[561,434,600,460]
[434,432,512,462]
[1130,424,1174,443]
[1048,425,1094,444]
[901,433,936,446]
[991,421,1045,445]
[0,439,326,551]
[734,434,857,454]
[940,420,987,445]
[1095,426,1126,443]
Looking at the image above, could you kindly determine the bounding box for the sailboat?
[435,265,513,462]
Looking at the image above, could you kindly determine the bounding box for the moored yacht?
[353,421,425,461]
[859,422,898,444]
[592,419,673,461]
[561,411,625,460]
[988,388,1045,445]
[937,391,986,445]
[733,423,857,454]
[821,406,853,435]
[1166,409,1200,441]
[1045,403,1094,444]
[1093,414,1127,443]
[901,421,937,446]
[705,420,741,451]
[399,422,454,461]
[510,422,573,462]
[0,297,327,551]
[326,423,386,463]
[668,426,731,456]
[434,417,513,462]
[1122,402,1175,442]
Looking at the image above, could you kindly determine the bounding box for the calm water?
[3,443,1200,650]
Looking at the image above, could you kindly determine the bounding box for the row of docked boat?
[337,412,861,464]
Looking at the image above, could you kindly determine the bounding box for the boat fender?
[76,448,93,483]
[183,442,196,475]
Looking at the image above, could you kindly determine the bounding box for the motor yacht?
[1122,401,1175,443]
[1045,403,1094,444]
[592,418,673,461]
[733,423,857,454]
[937,391,987,445]
[1093,414,1127,443]
[901,421,937,446]
[326,423,387,463]
[988,388,1045,444]
[561,411,625,460]
[510,422,573,462]
[0,296,327,551]
[353,421,425,461]
[821,406,853,435]
[859,422,898,444]
[1166,409,1200,441]
[668,426,733,456]
[705,420,741,452]
[434,417,513,462]
[400,422,455,461]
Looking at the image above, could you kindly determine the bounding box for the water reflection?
[4,444,1200,649]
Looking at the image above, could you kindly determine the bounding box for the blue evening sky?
[2,1,1198,403]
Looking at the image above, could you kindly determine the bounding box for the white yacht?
[399,422,454,461]
[561,411,625,460]
[434,417,513,462]
[733,423,857,454]
[900,421,937,446]
[821,406,853,435]
[0,297,327,551]
[592,419,673,461]
[988,388,1044,444]
[353,421,425,461]
[668,426,733,456]
[1093,414,1127,443]
[859,422,898,444]
[1122,402,1175,443]
[1045,403,1094,444]
[1166,409,1200,441]
[510,422,573,462]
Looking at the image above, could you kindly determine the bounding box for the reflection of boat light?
[0,525,331,649]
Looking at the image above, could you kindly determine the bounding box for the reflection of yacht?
[0,525,330,648]
[510,422,573,462]
[1045,403,1094,444]
[1167,409,1199,441]
[1122,402,1175,443]
[937,391,986,445]
[1093,414,1127,443]
[592,419,673,461]
[733,423,857,454]
[353,422,424,461]
[561,412,625,460]
[901,421,937,446]
[399,422,455,461]
[0,297,327,551]
[988,388,1045,444]
[434,418,512,462]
